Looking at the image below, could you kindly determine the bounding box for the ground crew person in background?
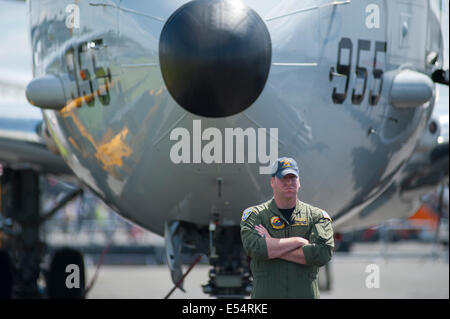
[240,157,334,299]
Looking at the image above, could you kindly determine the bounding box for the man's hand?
[255,224,272,238]
[296,237,309,247]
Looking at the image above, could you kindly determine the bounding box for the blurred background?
[36,175,449,264]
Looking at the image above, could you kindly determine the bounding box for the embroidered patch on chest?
[270,216,286,229]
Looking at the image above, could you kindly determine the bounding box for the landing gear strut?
[0,168,85,298]
[164,219,252,299]
[202,216,252,298]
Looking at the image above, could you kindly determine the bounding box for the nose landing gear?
[164,219,252,299]
[202,221,252,298]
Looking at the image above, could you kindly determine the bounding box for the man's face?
[271,174,300,200]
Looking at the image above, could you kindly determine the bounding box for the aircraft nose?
[159,0,271,117]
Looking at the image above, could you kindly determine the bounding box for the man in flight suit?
[240,157,334,299]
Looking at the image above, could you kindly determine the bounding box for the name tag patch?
[292,217,308,226]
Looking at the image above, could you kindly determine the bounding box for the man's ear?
[270,176,275,189]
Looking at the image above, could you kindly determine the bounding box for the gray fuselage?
[28,0,440,235]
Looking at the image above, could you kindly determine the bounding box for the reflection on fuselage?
[29,0,437,235]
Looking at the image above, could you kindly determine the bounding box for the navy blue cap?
[271,157,299,179]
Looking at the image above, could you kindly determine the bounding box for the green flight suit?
[240,198,334,299]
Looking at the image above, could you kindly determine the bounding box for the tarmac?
[85,242,449,299]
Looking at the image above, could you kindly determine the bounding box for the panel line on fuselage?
[265,0,351,22]
[89,2,165,22]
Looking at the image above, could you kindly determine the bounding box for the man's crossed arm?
[254,224,308,265]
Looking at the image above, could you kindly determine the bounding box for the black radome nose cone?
[159,0,272,117]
